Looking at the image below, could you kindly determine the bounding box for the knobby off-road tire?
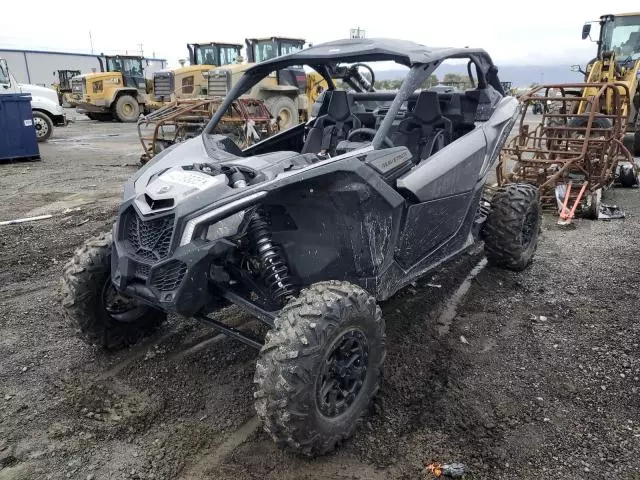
[254,280,386,457]
[484,183,541,271]
[619,163,639,188]
[60,231,166,350]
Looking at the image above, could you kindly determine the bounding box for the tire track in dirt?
[178,416,261,479]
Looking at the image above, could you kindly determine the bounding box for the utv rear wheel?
[60,232,166,350]
[114,95,140,122]
[265,95,298,130]
[254,280,386,457]
[484,183,541,271]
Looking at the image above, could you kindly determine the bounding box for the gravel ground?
[1,112,639,480]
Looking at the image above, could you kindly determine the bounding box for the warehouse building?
[0,48,168,88]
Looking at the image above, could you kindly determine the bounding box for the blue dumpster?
[0,93,40,161]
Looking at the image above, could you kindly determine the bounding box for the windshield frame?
[202,49,498,150]
[252,40,278,63]
[0,59,9,85]
[106,57,144,75]
[203,60,440,149]
[599,14,640,59]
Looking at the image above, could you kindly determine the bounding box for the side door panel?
[395,128,487,268]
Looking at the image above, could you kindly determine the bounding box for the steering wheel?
[349,63,375,92]
[347,128,394,148]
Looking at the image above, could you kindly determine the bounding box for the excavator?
[152,42,243,103]
[578,12,640,159]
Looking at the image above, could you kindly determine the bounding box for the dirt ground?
[1,112,639,480]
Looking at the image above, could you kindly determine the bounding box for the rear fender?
[479,96,519,177]
[108,88,141,107]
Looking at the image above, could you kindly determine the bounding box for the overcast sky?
[1,0,639,68]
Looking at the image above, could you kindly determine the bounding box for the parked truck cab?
[0,58,67,142]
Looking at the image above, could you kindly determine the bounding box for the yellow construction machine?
[205,37,328,129]
[52,69,81,107]
[152,42,243,103]
[578,12,640,158]
[72,55,159,122]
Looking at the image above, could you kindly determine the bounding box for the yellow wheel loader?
[205,37,329,130]
[72,55,158,122]
[152,42,243,103]
[52,69,81,107]
[578,12,640,158]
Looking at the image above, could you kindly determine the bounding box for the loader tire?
[60,231,166,350]
[484,183,541,271]
[265,95,298,130]
[633,113,640,157]
[114,95,140,123]
[568,115,611,133]
[254,280,386,457]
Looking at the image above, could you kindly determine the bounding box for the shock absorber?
[247,210,297,305]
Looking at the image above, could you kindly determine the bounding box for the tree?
[441,73,472,90]
[420,74,439,89]
[373,79,403,90]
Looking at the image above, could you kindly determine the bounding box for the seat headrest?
[412,91,442,124]
[326,89,352,122]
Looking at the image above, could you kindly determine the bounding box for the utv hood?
[122,134,318,218]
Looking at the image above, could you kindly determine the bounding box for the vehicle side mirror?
[570,64,587,75]
[582,23,591,40]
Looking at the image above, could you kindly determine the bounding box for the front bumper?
[52,113,68,127]
[110,209,233,317]
[76,101,110,115]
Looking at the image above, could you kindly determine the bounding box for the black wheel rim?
[521,207,538,247]
[100,278,149,323]
[316,328,369,418]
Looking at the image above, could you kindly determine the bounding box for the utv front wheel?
[484,183,541,271]
[60,232,166,350]
[254,280,386,457]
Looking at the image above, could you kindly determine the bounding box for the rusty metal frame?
[137,97,277,164]
[497,82,632,207]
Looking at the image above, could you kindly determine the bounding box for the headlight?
[180,210,244,246]
[179,191,267,246]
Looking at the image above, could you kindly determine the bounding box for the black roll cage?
[203,50,502,150]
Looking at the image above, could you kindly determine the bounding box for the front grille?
[153,72,174,99]
[135,262,151,280]
[207,70,230,97]
[71,79,84,95]
[150,260,187,291]
[123,209,175,263]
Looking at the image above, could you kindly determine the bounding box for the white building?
[0,48,167,87]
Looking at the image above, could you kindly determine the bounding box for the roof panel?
[243,37,490,74]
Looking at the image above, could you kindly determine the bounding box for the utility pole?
[350,27,366,39]
[138,43,144,57]
[89,31,94,54]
